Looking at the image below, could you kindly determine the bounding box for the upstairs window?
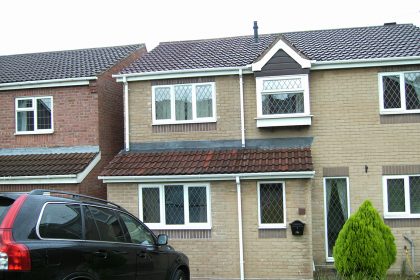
[16,96,53,134]
[379,71,420,114]
[383,175,420,219]
[152,83,216,124]
[256,75,311,127]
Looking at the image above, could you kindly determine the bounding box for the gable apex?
[252,37,312,72]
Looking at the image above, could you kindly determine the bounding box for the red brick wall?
[0,86,99,148]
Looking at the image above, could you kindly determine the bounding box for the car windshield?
[0,196,16,224]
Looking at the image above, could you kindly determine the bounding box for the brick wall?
[108,179,313,279]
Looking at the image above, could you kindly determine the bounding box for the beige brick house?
[100,23,420,279]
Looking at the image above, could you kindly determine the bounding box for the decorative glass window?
[15,96,53,134]
[257,182,286,229]
[152,83,216,124]
[255,75,311,127]
[383,175,420,218]
[139,184,211,229]
[323,177,350,262]
[379,71,420,114]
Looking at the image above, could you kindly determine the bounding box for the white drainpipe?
[239,69,246,147]
[123,76,130,151]
[236,176,245,280]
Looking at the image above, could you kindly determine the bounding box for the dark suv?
[0,190,189,280]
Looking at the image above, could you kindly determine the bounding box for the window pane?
[155,87,171,120]
[188,187,207,223]
[387,179,405,212]
[17,111,34,131]
[37,98,52,129]
[263,78,302,91]
[405,72,420,110]
[409,176,420,214]
[260,183,284,224]
[383,75,401,109]
[17,99,32,108]
[119,212,155,245]
[175,85,192,120]
[142,188,160,223]
[83,206,101,241]
[88,206,125,242]
[196,85,213,118]
[39,204,82,240]
[325,178,348,258]
[165,185,184,224]
[262,92,304,115]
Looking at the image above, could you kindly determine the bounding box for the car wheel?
[172,269,186,280]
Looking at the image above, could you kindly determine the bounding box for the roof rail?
[29,189,123,210]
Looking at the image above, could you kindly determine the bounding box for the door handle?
[137,252,147,258]
[94,250,108,259]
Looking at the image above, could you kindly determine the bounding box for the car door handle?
[137,252,147,258]
[93,250,108,259]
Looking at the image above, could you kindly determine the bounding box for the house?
[100,23,420,279]
[0,44,147,198]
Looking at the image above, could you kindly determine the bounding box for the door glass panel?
[39,204,82,240]
[88,206,125,242]
[325,178,348,259]
[165,185,184,224]
[119,212,155,246]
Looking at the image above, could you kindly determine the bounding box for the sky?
[1,0,419,56]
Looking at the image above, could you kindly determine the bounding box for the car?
[0,189,189,280]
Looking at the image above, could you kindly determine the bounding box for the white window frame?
[383,175,420,219]
[257,181,287,229]
[139,183,212,230]
[256,74,311,119]
[152,82,217,125]
[378,70,420,115]
[15,96,54,135]
[323,177,350,263]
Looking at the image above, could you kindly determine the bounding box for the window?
[87,206,125,242]
[379,71,420,114]
[152,83,216,124]
[38,203,82,240]
[139,184,211,229]
[383,175,420,218]
[257,182,286,229]
[323,177,350,262]
[119,212,155,245]
[255,75,311,127]
[15,96,53,134]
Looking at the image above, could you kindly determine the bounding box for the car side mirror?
[157,234,168,246]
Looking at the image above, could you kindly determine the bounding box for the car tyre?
[172,269,186,280]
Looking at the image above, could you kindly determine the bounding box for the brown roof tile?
[101,148,313,176]
[0,152,98,177]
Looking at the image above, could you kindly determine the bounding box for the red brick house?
[0,44,147,198]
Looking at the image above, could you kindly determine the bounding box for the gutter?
[311,56,420,70]
[99,171,315,183]
[123,76,130,151]
[0,77,98,91]
[113,67,254,82]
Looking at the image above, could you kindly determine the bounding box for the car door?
[118,212,170,280]
[81,205,138,280]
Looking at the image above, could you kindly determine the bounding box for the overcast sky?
[1,0,419,55]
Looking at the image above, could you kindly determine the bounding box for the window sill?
[15,130,54,135]
[256,115,312,127]
[258,224,287,230]
[146,224,212,230]
[152,119,217,126]
[384,215,420,219]
[380,110,420,115]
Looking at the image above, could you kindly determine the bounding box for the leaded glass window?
[258,182,285,228]
[152,83,215,123]
[380,71,420,113]
[16,96,53,133]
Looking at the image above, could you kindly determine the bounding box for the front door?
[324,177,350,262]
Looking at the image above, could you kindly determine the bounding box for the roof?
[0,44,144,84]
[0,152,98,177]
[120,24,420,74]
[100,148,313,177]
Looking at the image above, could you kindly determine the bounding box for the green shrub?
[333,200,396,279]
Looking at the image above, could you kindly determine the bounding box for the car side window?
[83,206,101,241]
[39,203,82,240]
[87,206,125,243]
[119,212,155,246]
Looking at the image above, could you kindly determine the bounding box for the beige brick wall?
[108,179,312,279]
